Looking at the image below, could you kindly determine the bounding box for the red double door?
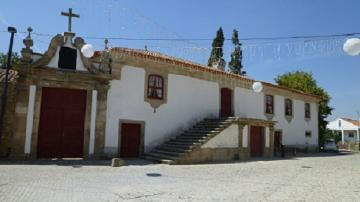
[37,87,87,158]
[250,126,264,157]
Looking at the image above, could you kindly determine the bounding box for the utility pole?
[0,27,17,143]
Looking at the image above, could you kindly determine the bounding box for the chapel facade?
[0,10,321,164]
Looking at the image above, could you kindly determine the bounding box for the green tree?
[228,29,246,75]
[208,27,225,67]
[275,71,333,147]
[0,52,20,69]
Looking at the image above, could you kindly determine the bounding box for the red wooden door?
[250,126,263,157]
[37,87,87,158]
[120,123,141,158]
[274,131,282,151]
[220,88,232,117]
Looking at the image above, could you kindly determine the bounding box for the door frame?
[219,87,234,117]
[37,87,88,158]
[118,119,145,157]
[250,125,265,157]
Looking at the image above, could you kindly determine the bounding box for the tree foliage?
[0,52,20,69]
[228,29,246,75]
[208,27,225,66]
[274,71,333,146]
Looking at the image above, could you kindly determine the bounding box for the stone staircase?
[144,117,236,164]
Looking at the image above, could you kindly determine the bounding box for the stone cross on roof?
[61,8,80,33]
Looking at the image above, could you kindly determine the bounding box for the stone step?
[162,142,198,149]
[175,135,208,141]
[186,129,222,134]
[152,150,184,157]
[143,155,174,164]
[146,152,179,161]
[169,138,205,143]
[156,145,192,153]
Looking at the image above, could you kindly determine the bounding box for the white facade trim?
[89,90,98,155]
[24,85,36,154]
[242,125,248,148]
[265,127,270,148]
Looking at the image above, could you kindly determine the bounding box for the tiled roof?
[0,69,19,83]
[110,47,323,101]
[342,118,360,127]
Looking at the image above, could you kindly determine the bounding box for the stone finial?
[23,26,33,48]
[27,27,33,38]
[21,26,34,63]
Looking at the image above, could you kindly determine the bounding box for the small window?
[349,133,354,138]
[305,103,311,119]
[285,99,293,116]
[265,95,274,114]
[147,75,164,99]
[305,131,312,138]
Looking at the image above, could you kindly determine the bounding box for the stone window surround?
[143,67,168,110]
[264,94,275,120]
[305,102,311,121]
[284,98,294,123]
[147,74,164,100]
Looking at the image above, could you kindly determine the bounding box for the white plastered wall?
[105,66,219,154]
[234,87,318,147]
[202,124,239,148]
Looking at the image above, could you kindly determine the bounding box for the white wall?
[234,87,318,147]
[327,118,358,131]
[105,66,219,154]
[105,66,319,155]
[202,124,239,148]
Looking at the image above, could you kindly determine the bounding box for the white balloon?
[252,82,263,93]
[343,38,360,56]
[81,44,95,58]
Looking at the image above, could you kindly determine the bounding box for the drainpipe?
[0,27,17,143]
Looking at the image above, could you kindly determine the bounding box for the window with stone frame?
[285,98,293,116]
[265,95,274,114]
[147,75,164,99]
[305,103,311,119]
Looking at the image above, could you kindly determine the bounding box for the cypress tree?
[208,27,225,67]
[228,29,246,75]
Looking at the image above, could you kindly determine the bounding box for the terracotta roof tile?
[110,47,323,101]
[342,118,360,127]
[0,69,19,83]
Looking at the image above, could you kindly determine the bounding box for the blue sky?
[0,0,360,120]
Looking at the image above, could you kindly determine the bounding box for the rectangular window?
[147,75,164,99]
[349,133,354,138]
[285,99,293,116]
[305,103,311,119]
[265,95,274,114]
[305,131,312,138]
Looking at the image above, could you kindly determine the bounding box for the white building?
[327,118,360,144]
[0,13,322,164]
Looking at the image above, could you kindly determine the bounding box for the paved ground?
[0,152,359,201]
